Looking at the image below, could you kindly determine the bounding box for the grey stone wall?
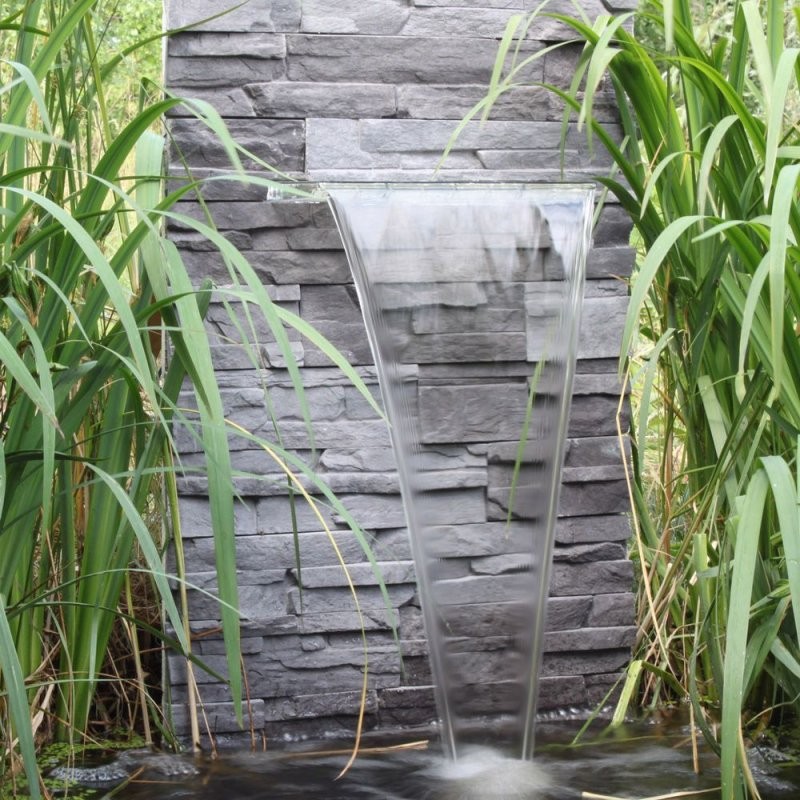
[165,0,637,742]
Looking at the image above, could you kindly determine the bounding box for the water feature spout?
[324,182,594,762]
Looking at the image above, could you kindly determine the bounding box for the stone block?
[289,561,416,588]
[559,466,629,516]
[165,86,256,117]
[218,384,348,425]
[595,203,636,247]
[334,488,486,529]
[166,0,301,32]
[203,337,300,374]
[417,446,488,471]
[400,653,435,687]
[419,382,530,443]
[296,609,399,634]
[203,364,376,391]
[588,592,636,627]
[470,553,532,576]
[248,663,378,699]
[388,281,488,312]
[307,471,399,495]
[305,118,479,171]
[569,373,629,437]
[247,419,393,451]
[318,447,397,473]
[367,247,544,284]
[329,630,396,648]
[427,574,534,606]
[576,294,629,359]
[586,671,625,706]
[541,648,630,677]
[543,42,595,90]
[178,527,410,573]
[485,463,561,523]
[169,700,264,734]
[343,385,386,421]
[170,229,253,252]
[481,682,555,715]
[412,468,490,492]
[284,227,344,250]
[477,148,580,170]
[402,7,527,38]
[552,542,628,563]
[249,250,353,286]
[398,605,425,638]
[563,435,627,468]
[421,522,531,559]
[286,584,416,614]
[377,686,436,727]
[550,559,634,596]
[300,285,374,365]
[413,0,522,7]
[536,675,587,710]
[545,596,593,630]
[166,55,286,89]
[257,494,338,533]
[360,119,582,153]
[166,249,255,288]
[263,690,378,721]
[543,625,636,653]
[185,577,287,622]
[442,649,527,688]
[203,302,301,350]
[245,81,397,117]
[266,643,403,674]
[169,119,304,171]
[587,246,636,279]
[167,168,284,202]
[168,32,286,59]
[264,340,307,368]
[418,362,538,382]
[177,496,257,539]
[576,357,620,374]
[586,278,630,298]
[181,567,285,592]
[301,0,410,34]
[171,199,312,231]
[287,35,510,84]
[411,299,526,336]
[396,84,551,120]
[554,514,630,544]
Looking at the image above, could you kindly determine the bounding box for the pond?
[53,710,800,800]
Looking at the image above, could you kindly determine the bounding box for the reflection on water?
[111,713,800,800]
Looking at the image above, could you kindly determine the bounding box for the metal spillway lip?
[263,181,596,204]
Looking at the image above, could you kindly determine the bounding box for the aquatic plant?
[0,1,243,791]
[455,0,800,797]
[0,1,386,795]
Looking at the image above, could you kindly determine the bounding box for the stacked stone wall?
[165,0,637,741]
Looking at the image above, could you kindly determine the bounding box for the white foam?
[424,747,552,800]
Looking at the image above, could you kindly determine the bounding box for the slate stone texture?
[164,0,637,744]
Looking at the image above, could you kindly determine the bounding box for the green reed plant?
[0,2,389,795]
[453,0,800,797]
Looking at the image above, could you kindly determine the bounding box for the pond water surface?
[109,711,800,800]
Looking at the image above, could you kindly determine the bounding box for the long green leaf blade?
[0,595,41,800]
